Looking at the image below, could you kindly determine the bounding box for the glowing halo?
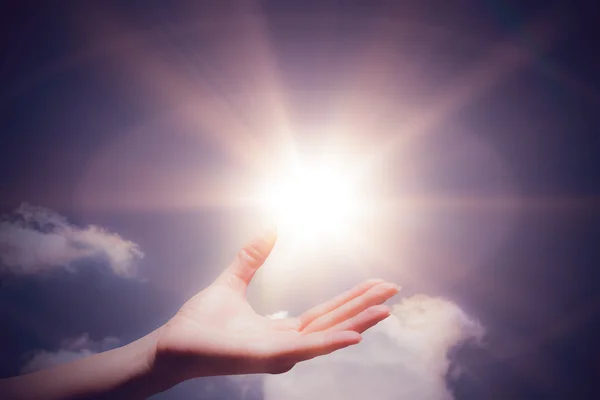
[258,159,363,244]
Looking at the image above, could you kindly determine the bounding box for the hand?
[152,227,400,384]
[0,228,400,400]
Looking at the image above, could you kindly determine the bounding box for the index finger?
[298,279,385,330]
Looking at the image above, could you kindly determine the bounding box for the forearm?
[0,330,168,400]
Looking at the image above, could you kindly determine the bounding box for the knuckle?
[239,244,264,266]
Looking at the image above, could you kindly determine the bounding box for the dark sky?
[1,1,600,399]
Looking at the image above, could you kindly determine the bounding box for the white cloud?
[0,203,143,276]
[20,334,120,374]
[264,295,484,400]
[266,311,289,320]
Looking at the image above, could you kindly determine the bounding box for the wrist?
[150,316,234,383]
[110,327,182,399]
[137,327,184,396]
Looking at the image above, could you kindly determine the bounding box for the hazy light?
[259,159,361,244]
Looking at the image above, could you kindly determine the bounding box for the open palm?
[153,228,399,381]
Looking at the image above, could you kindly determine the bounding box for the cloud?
[20,334,120,374]
[264,295,484,400]
[266,311,289,320]
[0,203,143,276]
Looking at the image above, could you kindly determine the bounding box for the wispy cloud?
[20,334,120,374]
[264,295,484,400]
[0,203,143,276]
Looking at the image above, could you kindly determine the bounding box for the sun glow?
[260,160,362,243]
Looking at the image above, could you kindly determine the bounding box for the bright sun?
[260,161,361,242]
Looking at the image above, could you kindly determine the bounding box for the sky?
[1,1,600,399]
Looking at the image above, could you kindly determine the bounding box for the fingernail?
[334,331,362,344]
[379,282,401,292]
[260,224,278,243]
[373,304,392,316]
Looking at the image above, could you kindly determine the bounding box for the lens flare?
[260,161,361,243]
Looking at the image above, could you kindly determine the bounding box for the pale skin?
[0,227,400,399]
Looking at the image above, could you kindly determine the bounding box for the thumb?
[217,226,278,292]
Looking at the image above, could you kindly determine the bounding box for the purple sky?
[1,1,600,399]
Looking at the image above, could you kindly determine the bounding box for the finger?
[302,282,399,333]
[327,304,391,334]
[279,331,362,363]
[217,226,278,292]
[298,279,385,330]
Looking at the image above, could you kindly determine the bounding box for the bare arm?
[0,228,399,399]
[0,332,162,400]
